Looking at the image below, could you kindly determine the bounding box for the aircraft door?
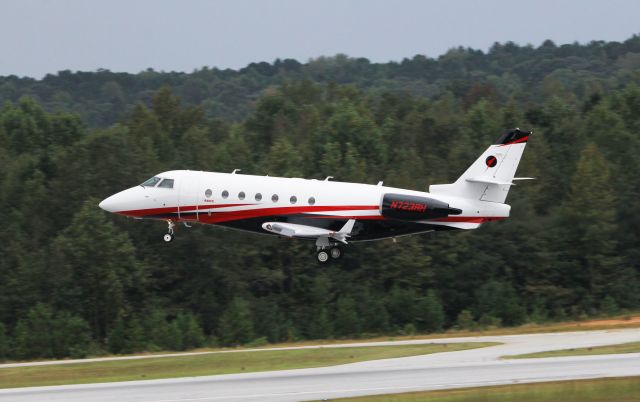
[178,173,200,222]
[200,185,215,219]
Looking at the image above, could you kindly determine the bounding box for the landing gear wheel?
[317,250,330,263]
[330,247,342,259]
[163,233,174,242]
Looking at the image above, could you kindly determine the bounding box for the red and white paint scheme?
[99,129,533,262]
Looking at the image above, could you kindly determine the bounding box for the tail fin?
[429,129,532,203]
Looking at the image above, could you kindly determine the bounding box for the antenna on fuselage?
[231,169,242,174]
[324,176,333,181]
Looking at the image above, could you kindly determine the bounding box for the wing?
[262,219,356,244]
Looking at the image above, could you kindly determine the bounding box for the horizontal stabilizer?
[466,177,514,186]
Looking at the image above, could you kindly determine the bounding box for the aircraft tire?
[330,247,342,259]
[317,250,330,263]
[163,233,174,242]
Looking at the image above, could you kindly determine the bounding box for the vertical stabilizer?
[429,129,531,203]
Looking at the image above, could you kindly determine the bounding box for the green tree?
[218,298,255,346]
[305,275,334,339]
[253,298,288,343]
[107,318,126,354]
[474,281,526,326]
[124,317,147,353]
[166,321,184,351]
[143,310,172,351]
[358,292,390,334]
[319,103,386,179]
[333,296,360,337]
[266,137,304,177]
[13,304,92,359]
[559,144,637,308]
[176,312,205,350]
[386,286,418,328]
[0,323,8,360]
[49,199,146,338]
[456,309,475,331]
[416,290,445,332]
[151,87,204,140]
[308,308,333,339]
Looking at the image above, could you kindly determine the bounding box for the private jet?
[99,128,532,262]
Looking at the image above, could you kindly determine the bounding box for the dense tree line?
[2,36,640,126]
[0,37,639,360]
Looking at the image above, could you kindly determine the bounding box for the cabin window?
[308,196,316,205]
[272,194,279,203]
[157,179,174,189]
[238,191,245,200]
[222,190,229,199]
[255,193,262,201]
[141,177,161,187]
[290,195,297,204]
[205,189,212,198]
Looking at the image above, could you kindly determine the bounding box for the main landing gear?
[163,220,175,242]
[315,236,344,263]
[316,244,343,264]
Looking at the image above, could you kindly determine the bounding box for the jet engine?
[380,193,462,221]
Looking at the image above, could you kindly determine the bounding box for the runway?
[1,329,639,402]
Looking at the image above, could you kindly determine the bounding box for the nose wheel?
[164,220,175,243]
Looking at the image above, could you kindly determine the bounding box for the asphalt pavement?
[1,328,638,402]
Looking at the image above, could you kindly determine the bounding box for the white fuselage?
[99,170,510,241]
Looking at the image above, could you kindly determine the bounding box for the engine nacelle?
[381,193,462,221]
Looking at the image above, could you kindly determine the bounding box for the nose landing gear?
[163,220,175,242]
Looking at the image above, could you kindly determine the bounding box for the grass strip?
[505,341,640,359]
[0,342,496,389]
[330,376,640,402]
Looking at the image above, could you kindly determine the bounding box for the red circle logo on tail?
[485,156,497,167]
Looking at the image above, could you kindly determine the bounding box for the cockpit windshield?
[141,177,161,187]
[157,179,174,189]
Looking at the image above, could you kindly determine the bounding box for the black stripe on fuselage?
[137,212,453,241]
[215,213,452,241]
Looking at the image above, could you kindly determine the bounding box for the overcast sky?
[2,0,640,78]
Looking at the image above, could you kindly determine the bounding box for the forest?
[0,36,639,360]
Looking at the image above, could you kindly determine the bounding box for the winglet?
[338,219,356,235]
[330,219,356,244]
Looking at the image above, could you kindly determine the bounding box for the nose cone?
[99,194,119,213]
[98,187,144,214]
